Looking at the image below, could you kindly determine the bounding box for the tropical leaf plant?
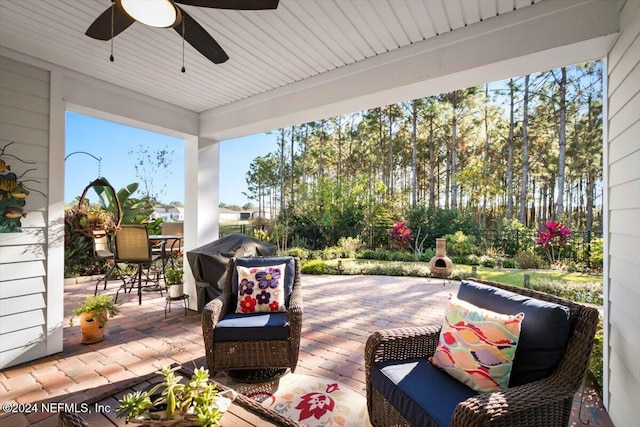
[94,182,154,225]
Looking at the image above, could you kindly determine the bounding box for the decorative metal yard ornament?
[0,142,43,233]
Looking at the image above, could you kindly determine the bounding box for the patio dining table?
[149,234,183,271]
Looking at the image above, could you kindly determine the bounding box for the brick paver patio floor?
[1,274,612,426]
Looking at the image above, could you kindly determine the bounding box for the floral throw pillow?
[430,296,524,393]
[235,264,286,314]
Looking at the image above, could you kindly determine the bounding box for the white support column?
[197,138,220,245]
[46,68,65,356]
[183,136,219,311]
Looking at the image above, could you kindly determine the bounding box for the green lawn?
[323,258,601,288]
[455,264,600,287]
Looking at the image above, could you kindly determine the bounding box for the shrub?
[492,218,534,256]
[466,254,480,265]
[536,220,571,264]
[321,246,342,260]
[337,236,364,253]
[360,249,396,261]
[481,256,497,268]
[390,221,412,251]
[286,247,308,260]
[301,260,327,274]
[584,237,604,271]
[449,268,475,281]
[502,258,517,269]
[290,234,310,249]
[391,251,415,262]
[417,249,436,262]
[444,231,477,256]
[341,249,356,258]
[365,265,406,276]
[588,320,604,396]
[451,255,471,265]
[530,280,603,305]
[252,228,270,243]
[358,249,377,260]
[514,250,544,269]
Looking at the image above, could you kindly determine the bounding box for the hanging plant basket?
[75,177,122,237]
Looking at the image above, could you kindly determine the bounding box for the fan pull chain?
[109,4,115,62]
[181,19,186,73]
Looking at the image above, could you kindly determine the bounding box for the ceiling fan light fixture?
[117,0,180,28]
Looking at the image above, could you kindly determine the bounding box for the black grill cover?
[186,234,277,311]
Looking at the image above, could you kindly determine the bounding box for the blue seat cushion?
[371,358,477,427]
[232,257,296,306]
[457,280,571,386]
[214,312,290,341]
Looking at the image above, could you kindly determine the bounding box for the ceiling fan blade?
[175,0,279,10]
[85,4,135,40]
[174,7,229,64]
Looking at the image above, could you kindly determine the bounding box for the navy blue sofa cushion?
[232,257,296,306]
[214,312,290,341]
[457,280,571,386]
[371,358,477,427]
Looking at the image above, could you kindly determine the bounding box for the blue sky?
[65,112,278,206]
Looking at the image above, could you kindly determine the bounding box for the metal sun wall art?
[0,142,44,233]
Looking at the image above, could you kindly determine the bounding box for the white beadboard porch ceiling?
[0,0,542,113]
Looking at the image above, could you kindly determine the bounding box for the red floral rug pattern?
[218,373,371,426]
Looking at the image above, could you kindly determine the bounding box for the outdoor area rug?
[217,372,371,426]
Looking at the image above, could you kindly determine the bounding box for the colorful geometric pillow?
[235,263,286,314]
[430,296,524,393]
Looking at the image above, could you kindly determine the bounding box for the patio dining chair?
[113,225,163,305]
[202,256,303,378]
[151,222,184,273]
[92,231,127,295]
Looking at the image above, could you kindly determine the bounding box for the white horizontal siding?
[606,0,640,424]
[0,260,47,281]
[0,310,45,335]
[609,119,639,163]
[0,277,46,298]
[1,325,45,352]
[0,340,46,369]
[609,150,640,186]
[0,56,49,369]
[0,293,46,317]
[0,228,45,245]
[609,208,640,237]
[0,245,45,263]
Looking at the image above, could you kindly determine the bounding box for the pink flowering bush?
[390,221,412,251]
[537,220,571,264]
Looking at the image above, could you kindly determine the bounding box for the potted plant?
[116,365,236,426]
[165,267,184,299]
[72,294,119,344]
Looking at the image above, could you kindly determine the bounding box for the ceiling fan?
[86,0,280,65]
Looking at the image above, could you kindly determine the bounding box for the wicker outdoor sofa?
[365,279,599,427]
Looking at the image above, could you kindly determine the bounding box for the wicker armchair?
[365,279,599,427]
[202,256,303,376]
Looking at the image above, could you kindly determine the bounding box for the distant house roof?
[219,207,240,214]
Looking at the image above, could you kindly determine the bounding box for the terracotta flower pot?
[80,310,108,344]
